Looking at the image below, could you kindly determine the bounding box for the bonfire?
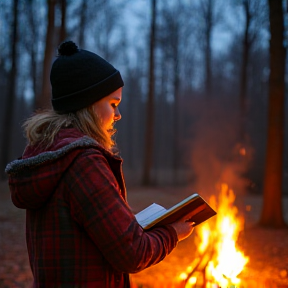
[179,183,249,288]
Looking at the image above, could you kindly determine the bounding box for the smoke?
[189,94,252,198]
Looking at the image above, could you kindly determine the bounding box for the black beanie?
[50,41,124,113]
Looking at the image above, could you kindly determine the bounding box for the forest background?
[0,0,287,228]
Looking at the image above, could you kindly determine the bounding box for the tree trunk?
[239,0,251,141]
[172,46,180,184]
[204,0,212,97]
[25,0,39,99]
[142,0,156,185]
[259,0,286,228]
[1,0,19,179]
[58,0,67,44]
[35,0,56,109]
[78,0,87,47]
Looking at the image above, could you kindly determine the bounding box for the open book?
[135,193,216,230]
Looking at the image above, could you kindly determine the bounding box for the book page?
[135,203,167,228]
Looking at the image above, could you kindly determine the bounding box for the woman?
[5,41,195,288]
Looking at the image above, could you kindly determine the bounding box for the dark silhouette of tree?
[159,2,187,184]
[92,0,126,63]
[78,0,88,47]
[58,0,67,43]
[1,0,19,179]
[21,0,45,103]
[259,0,287,228]
[190,0,224,99]
[238,0,268,142]
[76,0,107,49]
[239,0,252,141]
[196,0,220,97]
[36,0,56,109]
[202,0,213,96]
[24,1,39,101]
[142,0,157,185]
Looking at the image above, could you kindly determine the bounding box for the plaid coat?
[5,128,178,288]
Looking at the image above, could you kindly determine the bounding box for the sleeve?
[66,149,178,273]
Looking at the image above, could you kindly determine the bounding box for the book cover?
[135,193,216,230]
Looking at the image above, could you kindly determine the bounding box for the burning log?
[179,244,216,288]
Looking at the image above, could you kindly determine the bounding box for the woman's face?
[93,88,122,134]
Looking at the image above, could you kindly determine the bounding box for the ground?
[0,182,288,288]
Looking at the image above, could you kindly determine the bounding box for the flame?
[179,183,249,287]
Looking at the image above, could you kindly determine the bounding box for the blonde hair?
[23,106,116,151]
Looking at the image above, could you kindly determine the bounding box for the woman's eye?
[111,103,117,108]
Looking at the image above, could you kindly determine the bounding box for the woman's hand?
[170,213,195,241]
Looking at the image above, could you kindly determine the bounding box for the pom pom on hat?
[50,41,124,113]
[57,41,79,56]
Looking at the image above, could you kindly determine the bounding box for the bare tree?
[202,0,213,96]
[142,0,157,185]
[92,0,126,62]
[36,0,56,109]
[58,0,67,44]
[195,0,224,97]
[238,0,268,141]
[1,0,19,179]
[76,0,108,49]
[78,0,88,47]
[259,0,287,228]
[239,0,253,141]
[158,2,189,184]
[22,0,43,101]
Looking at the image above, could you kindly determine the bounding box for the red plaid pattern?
[7,128,178,288]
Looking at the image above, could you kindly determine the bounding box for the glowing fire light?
[239,147,246,156]
[179,183,249,287]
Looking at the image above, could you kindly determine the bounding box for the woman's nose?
[114,107,121,121]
